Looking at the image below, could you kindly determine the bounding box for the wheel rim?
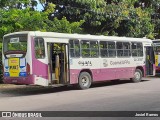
[81,76,89,87]
[134,71,140,81]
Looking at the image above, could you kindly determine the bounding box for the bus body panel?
[69,57,146,84]
[31,37,49,86]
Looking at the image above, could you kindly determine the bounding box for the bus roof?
[152,40,160,42]
[4,31,152,43]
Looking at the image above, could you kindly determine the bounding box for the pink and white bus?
[2,31,155,89]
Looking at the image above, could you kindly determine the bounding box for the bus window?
[123,42,131,56]
[131,42,137,56]
[137,43,143,56]
[3,35,27,54]
[69,40,74,57]
[108,42,116,57]
[7,40,27,52]
[34,37,45,59]
[100,41,115,57]
[116,42,131,57]
[81,40,98,58]
[90,41,99,57]
[81,40,90,57]
[117,42,123,57]
[69,39,80,57]
[131,42,143,57]
[100,41,108,57]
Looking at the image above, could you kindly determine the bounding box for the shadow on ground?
[0,79,150,97]
[155,73,160,77]
[91,79,149,88]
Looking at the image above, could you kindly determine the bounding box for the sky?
[36,0,43,11]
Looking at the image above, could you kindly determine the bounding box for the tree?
[0,0,84,83]
[46,0,107,34]
[0,1,84,39]
[115,1,154,38]
[46,0,155,38]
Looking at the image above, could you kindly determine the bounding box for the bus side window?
[69,39,80,58]
[100,41,115,57]
[131,42,137,56]
[108,42,116,57]
[81,40,90,57]
[69,40,74,57]
[137,43,143,56]
[90,41,99,57]
[131,42,143,57]
[117,42,123,57]
[81,40,99,58]
[123,42,131,56]
[100,41,108,57]
[34,37,45,59]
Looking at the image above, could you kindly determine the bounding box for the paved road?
[0,77,160,120]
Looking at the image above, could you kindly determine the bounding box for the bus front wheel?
[131,69,142,83]
[78,72,92,90]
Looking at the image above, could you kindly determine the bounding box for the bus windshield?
[3,34,27,54]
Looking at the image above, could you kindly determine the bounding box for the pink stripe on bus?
[69,66,146,84]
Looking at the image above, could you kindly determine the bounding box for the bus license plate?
[12,80,17,83]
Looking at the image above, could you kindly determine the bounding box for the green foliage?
[0,1,84,83]
[0,0,159,83]
[46,0,155,38]
[47,17,84,33]
[0,0,36,9]
[116,3,154,37]
[0,7,84,38]
[47,0,107,34]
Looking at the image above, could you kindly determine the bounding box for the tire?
[78,72,92,90]
[131,69,142,83]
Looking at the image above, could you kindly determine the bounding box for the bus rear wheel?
[131,69,142,83]
[78,72,92,90]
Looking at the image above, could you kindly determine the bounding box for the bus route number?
[9,65,19,70]
[78,61,92,66]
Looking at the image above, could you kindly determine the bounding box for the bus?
[152,40,160,73]
[2,31,155,89]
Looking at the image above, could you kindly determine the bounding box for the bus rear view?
[2,32,31,85]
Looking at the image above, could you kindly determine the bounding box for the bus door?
[145,46,155,76]
[47,43,69,85]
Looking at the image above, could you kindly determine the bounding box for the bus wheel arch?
[77,69,93,89]
[136,66,144,77]
[131,67,143,83]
